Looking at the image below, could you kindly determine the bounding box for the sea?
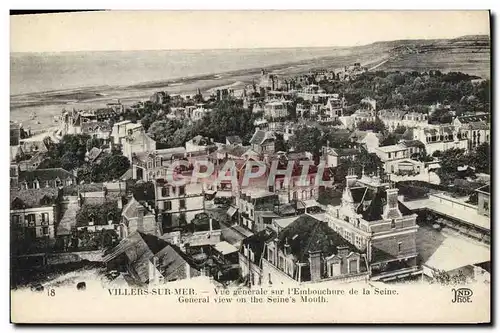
[10,47,344,129]
[11,47,342,96]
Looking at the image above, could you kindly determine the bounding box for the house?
[154,177,205,233]
[85,147,104,164]
[131,147,187,181]
[475,185,490,217]
[189,104,211,122]
[324,174,421,282]
[453,113,490,127]
[402,112,428,128]
[452,114,490,150]
[15,168,76,190]
[349,130,383,153]
[264,101,288,120]
[237,190,280,233]
[375,144,425,175]
[260,214,369,285]
[81,121,112,141]
[405,126,468,155]
[121,127,157,162]
[249,129,276,155]
[121,196,160,237]
[239,228,277,286]
[378,109,407,132]
[17,152,48,172]
[322,147,359,168]
[325,94,346,119]
[182,213,222,247]
[111,120,143,145]
[185,135,214,154]
[225,136,243,146]
[10,188,61,242]
[103,232,202,285]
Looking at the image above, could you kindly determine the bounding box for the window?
[391,219,396,229]
[41,213,49,225]
[178,186,185,196]
[42,227,49,235]
[165,201,172,211]
[388,153,391,159]
[12,215,20,224]
[27,214,36,226]
[398,242,402,253]
[161,187,169,197]
[179,199,186,209]
[483,201,489,212]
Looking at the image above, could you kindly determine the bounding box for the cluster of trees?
[40,134,130,183]
[433,142,490,184]
[320,70,490,116]
[145,99,260,148]
[356,118,386,133]
[288,126,352,158]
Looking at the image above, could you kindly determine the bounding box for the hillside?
[373,35,490,79]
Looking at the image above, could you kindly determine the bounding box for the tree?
[380,133,399,146]
[147,119,181,146]
[357,117,386,133]
[86,137,102,151]
[469,142,490,174]
[274,133,288,153]
[96,154,131,182]
[289,126,323,157]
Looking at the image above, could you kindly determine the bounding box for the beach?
[10,46,392,130]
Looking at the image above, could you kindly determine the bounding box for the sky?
[10,10,490,53]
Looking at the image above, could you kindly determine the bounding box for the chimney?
[345,175,357,188]
[284,238,291,256]
[337,245,350,258]
[308,250,322,282]
[149,256,159,285]
[382,188,402,220]
[137,204,144,232]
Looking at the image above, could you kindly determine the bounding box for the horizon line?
[10,33,489,55]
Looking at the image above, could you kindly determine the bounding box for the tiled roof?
[122,197,154,220]
[226,136,243,145]
[240,228,277,263]
[468,121,490,130]
[81,121,112,133]
[87,147,103,162]
[249,130,266,145]
[10,188,60,209]
[457,114,489,124]
[278,214,358,262]
[19,168,75,183]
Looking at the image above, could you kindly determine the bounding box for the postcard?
[10,10,491,324]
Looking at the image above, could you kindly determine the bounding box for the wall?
[46,250,104,265]
[371,232,417,261]
[477,192,490,217]
[261,259,297,286]
[11,205,57,239]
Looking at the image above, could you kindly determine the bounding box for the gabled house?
[10,188,61,243]
[16,168,76,190]
[121,196,160,237]
[260,214,369,285]
[325,174,421,282]
[249,129,276,155]
[103,232,202,285]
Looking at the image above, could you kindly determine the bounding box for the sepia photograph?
[9,10,491,324]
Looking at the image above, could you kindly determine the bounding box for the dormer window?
[89,215,95,226]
